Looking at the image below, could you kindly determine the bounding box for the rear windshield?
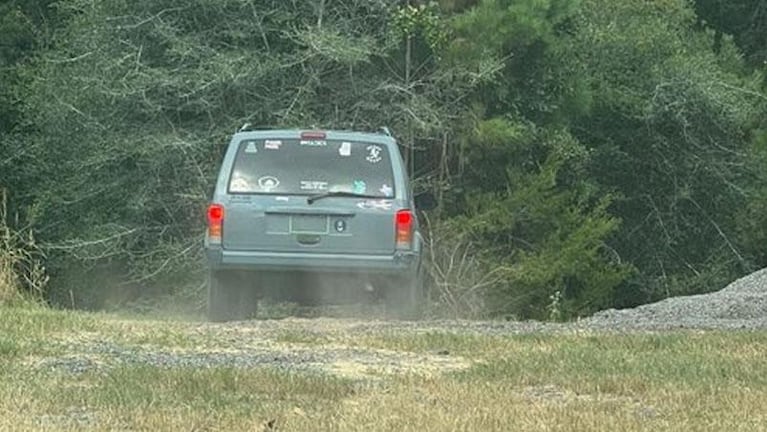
[228,138,396,197]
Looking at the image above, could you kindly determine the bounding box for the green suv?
[204,128,436,321]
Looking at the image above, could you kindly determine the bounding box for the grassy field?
[1,304,766,431]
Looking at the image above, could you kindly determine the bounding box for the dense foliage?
[1,0,765,319]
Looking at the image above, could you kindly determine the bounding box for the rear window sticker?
[257,176,280,191]
[329,184,352,193]
[264,140,282,150]
[352,180,367,194]
[230,177,250,192]
[379,184,393,196]
[366,145,382,164]
[300,139,327,147]
[300,180,329,191]
[244,141,258,154]
[275,196,290,202]
[339,142,352,157]
[357,200,393,210]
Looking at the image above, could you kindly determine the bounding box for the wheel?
[207,271,259,322]
[384,269,424,320]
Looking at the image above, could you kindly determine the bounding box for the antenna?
[378,126,392,136]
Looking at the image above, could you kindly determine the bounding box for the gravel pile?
[580,268,767,331]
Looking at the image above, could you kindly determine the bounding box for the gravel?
[580,267,767,331]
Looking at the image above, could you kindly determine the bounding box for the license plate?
[290,215,328,234]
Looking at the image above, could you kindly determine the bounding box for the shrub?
[422,218,500,319]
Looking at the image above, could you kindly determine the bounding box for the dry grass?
[0,255,16,305]
[0,188,47,306]
[1,306,766,431]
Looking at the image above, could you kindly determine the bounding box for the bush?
[422,218,497,319]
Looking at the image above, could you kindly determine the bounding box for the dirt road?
[34,266,767,382]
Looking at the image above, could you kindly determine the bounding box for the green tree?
[562,0,766,305]
[694,0,767,68]
[1,0,60,229]
[13,0,486,307]
[452,119,632,319]
[424,0,632,319]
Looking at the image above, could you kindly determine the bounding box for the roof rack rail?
[237,123,282,132]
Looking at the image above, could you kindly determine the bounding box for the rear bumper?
[206,247,419,275]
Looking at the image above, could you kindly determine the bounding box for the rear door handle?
[296,234,321,245]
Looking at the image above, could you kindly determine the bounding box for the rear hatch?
[222,135,399,255]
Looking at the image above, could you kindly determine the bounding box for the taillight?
[395,209,414,249]
[207,204,224,243]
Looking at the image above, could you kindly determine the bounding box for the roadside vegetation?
[1,0,766,319]
[1,305,766,431]
[0,189,46,307]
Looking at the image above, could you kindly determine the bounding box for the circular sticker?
[366,145,383,164]
[257,176,279,191]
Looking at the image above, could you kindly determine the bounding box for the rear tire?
[384,270,424,320]
[207,271,259,322]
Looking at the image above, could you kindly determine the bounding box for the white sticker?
[366,145,382,164]
[264,140,282,150]
[357,200,393,210]
[230,178,250,192]
[301,140,327,147]
[258,176,280,191]
[329,184,353,193]
[379,184,393,196]
[244,141,258,154]
[339,142,352,157]
[300,180,328,191]
[275,196,290,202]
